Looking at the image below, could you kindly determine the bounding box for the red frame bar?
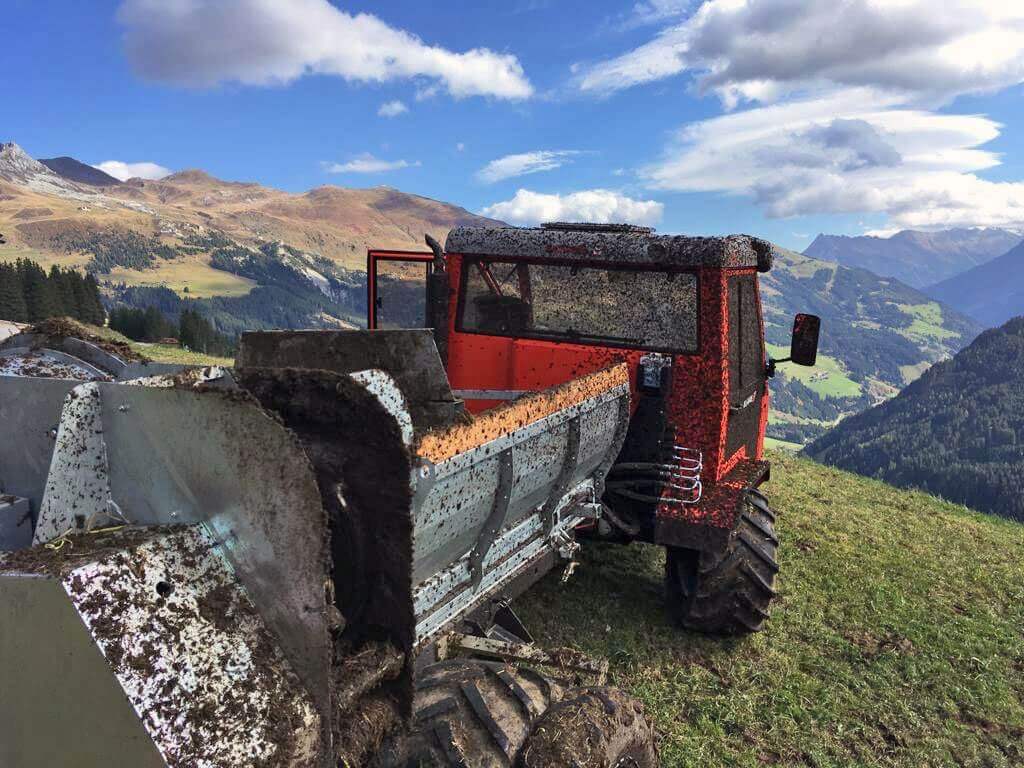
[366,249,434,329]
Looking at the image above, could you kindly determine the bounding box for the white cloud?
[456,143,466,152]
[627,0,690,26]
[482,189,664,226]
[324,154,420,174]
[93,160,171,181]
[641,90,1024,230]
[117,0,533,100]
[477,150,582,183]
[377,100,408,117]
[578,0,1024,106]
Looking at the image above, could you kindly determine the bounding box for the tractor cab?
[369,223,819,633]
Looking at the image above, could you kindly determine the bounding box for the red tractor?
[369,222,820,634]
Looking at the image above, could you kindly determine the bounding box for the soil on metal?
[237,366,417,764]
[335,693,403,766]
[29,317,150,362]
[0,350,104,380]
[0,525,180,576]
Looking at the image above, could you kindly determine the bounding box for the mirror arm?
[766,357,790,378]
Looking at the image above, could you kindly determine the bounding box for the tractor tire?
[665,488,779,635]
[375,658,564,767]
[376,660,658,768]
[520,687,658,768]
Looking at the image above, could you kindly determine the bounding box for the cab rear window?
[458,258,699,353]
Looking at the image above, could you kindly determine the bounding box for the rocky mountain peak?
[0,142,53,181]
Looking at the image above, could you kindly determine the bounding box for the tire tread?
[665,491,779,635]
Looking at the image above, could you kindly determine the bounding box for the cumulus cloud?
[377,100,408,117]
[641,89,1024,229]
[324,154,420,174]
[482,189,663,226]
[93,160,171,181]
[578,0,1024,106]
[476,150,582,183]
[117,0,533,100]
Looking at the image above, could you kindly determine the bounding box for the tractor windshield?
[458,258,699,353]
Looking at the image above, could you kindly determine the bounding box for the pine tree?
[70,273,92,323]
[0,262,28,322]
[82,274,106,325]
[20,260,60,322]
[142,306,169,341]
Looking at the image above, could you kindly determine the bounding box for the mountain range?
[805,315,1024,522]
[0,141,982,433]
[39,157,122,187]
[926,240,1024,329]
[804,228,1021,288]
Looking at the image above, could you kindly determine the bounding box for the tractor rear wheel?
[376,659,657,767]
[665,488,779,634]
[376,658,563,767]
[520,687,658,768]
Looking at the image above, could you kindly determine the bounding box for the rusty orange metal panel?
[416,363,629,464]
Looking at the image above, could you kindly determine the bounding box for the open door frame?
[366,250,434,330]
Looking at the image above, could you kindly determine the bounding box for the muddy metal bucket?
[1,332,631,766]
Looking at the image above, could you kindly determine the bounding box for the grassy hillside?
[519,452,1024,767]
[64,321,234,367]
[763,248,980,445]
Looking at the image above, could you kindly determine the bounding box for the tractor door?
[367,250,434,329]
[725,274,766,459]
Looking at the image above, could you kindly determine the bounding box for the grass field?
[897,302,958,343]
[767,343,862,398]
[2,247,255,299]
[764,436,803,452]
[107,256,256,299]
[519,451,1024,767]
[77,323,234,366]
[0,245,91,270]
[899,360,932,385]
[129,341,234,366]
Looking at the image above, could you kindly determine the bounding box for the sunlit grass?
[518,451,1024,767]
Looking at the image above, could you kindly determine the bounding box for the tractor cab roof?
[446,223,773,272]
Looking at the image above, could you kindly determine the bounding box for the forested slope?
[805,316,1024,521]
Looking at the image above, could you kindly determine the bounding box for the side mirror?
[790,313,821,366]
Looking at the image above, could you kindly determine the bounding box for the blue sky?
[5,0,1024,251]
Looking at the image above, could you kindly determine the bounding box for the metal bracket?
[436,633,608,686]
[411,458,437,516]
[593,395,631,499]
[550,527,580,561]
[540,414,581,534]
[469,448,514,590]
